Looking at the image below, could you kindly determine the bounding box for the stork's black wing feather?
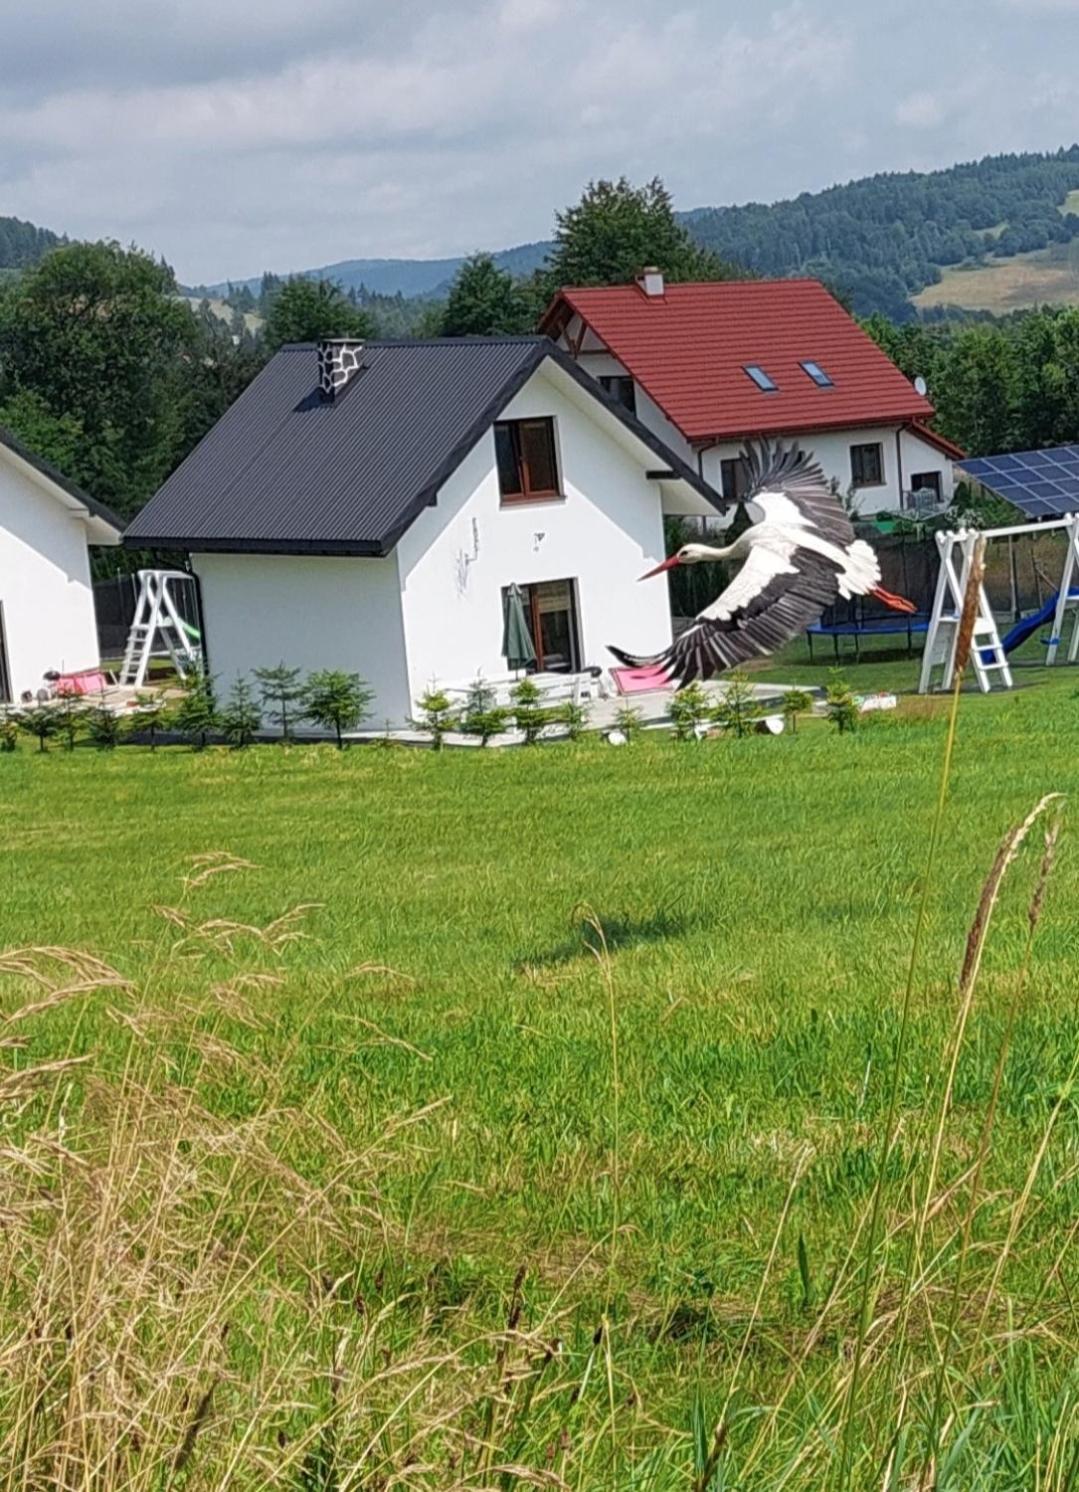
[742,439,855,549]
[610,549,842,684]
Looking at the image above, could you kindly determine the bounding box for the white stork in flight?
[610,441,915,683]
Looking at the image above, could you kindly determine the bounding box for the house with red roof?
[540,273,962,518]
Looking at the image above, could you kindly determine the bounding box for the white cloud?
[1,0,1079,281]
[894,92,946,129]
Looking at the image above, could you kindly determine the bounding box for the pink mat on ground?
[610,665,672,695]
[55,669,108,696]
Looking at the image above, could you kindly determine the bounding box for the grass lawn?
[3,661,1079,1488]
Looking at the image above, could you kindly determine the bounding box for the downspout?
[895,427,905,513]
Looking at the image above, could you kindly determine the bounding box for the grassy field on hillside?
[914,241,1079,312]
[2,668,1079,1488]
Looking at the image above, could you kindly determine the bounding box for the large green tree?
[542,176,742,293]
[437,253,532,337]
[262,277,374,352]
[0,241,202,518]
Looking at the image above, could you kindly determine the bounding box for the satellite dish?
[913,374,928,397]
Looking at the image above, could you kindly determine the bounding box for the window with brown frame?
[850,441,885,488]
[494,418,561,502]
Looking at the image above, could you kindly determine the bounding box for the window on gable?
[850,441,885,488]
[801,360,833,387]
[744,364,778,392]
[495,418,562,503]
[598,374,636,413]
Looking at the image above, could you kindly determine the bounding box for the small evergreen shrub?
[253,662,304,743]
[304,670,373,748]
[510,677,549,745]
[711,671,759,738]
[612,703,644,741]
[559,700,589,740]
[461,678,509,746]
[0,714,18,752]
[133,692,173,750]
[825,672,859,733]
[84,697,126,749]
[175,670,219,751]
[18,706,58,753]
[53,689,86,751]
[669,681,711,742]
[413,688,457,751]
[220,676,262,749]
[782,689,814,734]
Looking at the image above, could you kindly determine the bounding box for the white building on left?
[0,426,121,702]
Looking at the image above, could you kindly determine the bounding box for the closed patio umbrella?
[502,583,537,672]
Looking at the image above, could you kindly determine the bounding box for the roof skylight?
[744,364,777,392]
[800,360,833,387]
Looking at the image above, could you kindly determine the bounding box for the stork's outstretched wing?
[610,544,842,684]
[742,440,855,549]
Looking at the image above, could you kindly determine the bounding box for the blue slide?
[986,588,1079,660]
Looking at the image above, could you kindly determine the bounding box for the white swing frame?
[918,515,1079,694]
[118,570,201,688]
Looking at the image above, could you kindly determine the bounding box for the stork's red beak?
[639,554,681,580]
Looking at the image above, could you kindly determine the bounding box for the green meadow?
[2,653,1079,1489]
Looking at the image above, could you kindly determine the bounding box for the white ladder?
[118,570,200,688]
[919,530,1012,694]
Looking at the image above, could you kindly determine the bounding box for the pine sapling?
[613,702,644,741]
[510,676,549,745]
[782,688,814,735]
[220,676,262,748]
[0,714,17,753]
[711,670,759,738]
[461,678,509,747]
[413,688,457,750]
[669,681,710,742]
[825,672,858,733]
[84,695,126,749]
[303,670,373,748]
[133,691,172,750]
[18,705,58,753]
[175,670,219,750]
[253,662,304,743]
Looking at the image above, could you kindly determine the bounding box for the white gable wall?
[0,452,102,699]
[191,552,412,729]
[395,364,675,705]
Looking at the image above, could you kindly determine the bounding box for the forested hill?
[0,215,63,271]
[203,148,1079,320]
[683,148,1079,319]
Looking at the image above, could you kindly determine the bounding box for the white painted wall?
[699,425,954,517]
[192,553,411,730]
[395,362,675,705]
[0,451,103,700]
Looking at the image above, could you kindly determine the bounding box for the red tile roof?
[541,278,937,444]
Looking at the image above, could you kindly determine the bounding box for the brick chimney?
[317,338,366,401]
[636,266,665,298]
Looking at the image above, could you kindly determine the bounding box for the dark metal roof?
[124,335,720,556]
[0,424,123,535]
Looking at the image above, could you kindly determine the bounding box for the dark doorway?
[509,579,581,672]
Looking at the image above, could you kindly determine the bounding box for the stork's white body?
[612,442,906,682]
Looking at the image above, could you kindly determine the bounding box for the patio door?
[521,579,581,672]
[0,603,10,704]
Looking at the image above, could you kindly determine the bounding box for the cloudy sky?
[1,0,1078,283]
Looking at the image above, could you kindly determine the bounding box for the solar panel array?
[958,445,1079,519]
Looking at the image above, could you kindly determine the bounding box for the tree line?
[5,171,1079,544]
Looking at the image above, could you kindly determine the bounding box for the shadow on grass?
[514,902,705,970]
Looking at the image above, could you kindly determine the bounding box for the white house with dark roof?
[0,427,121,703]
[540,274,963,517]
[125,335,722,726]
